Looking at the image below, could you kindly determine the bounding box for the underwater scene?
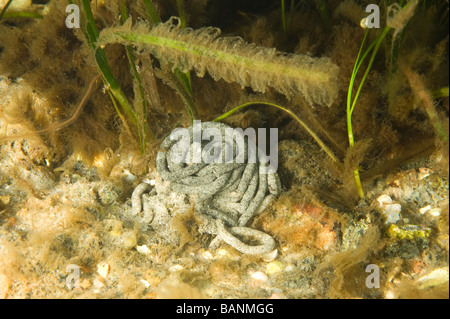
[0,0,448,300]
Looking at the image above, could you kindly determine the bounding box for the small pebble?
[268,292,287,299]
[97,263,110,279]
[418,167,432,180]
[419,205,431,215]
[169,264,184,272]
[385,290,395,299]
[250,271,268,282]
[416,267,449,289]
[201,250,214,260]
[261,249,278,262]
[216,248,232,259]
[285,264,295,272]
[377,194,393,206]
[266,261,284,275]
[0,195,10,206]
[136,245,151,255]
[383,203,402,224]
[428,208,441,217]
[120,169,137,184]
[140,280,150,288]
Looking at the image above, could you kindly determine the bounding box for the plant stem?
[2,11,43,19]
[0,0,13,21]
[347,26,390,199]
[281,0,287,31]
[432,86,449,99]
[176,0,186,29]
[214,101,338,163]
[75,0,149,152]
[142,0,160,25]
[176,0,196,122]
[119,1,151,151]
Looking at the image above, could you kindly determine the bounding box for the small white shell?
[261,248,278,262]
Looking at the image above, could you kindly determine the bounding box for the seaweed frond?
[97,18,340,107]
